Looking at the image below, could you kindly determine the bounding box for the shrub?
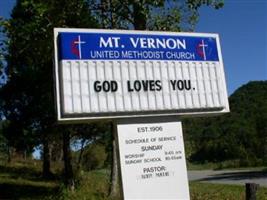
[82,144,107,171]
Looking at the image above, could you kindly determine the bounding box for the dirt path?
[188,169,267,187]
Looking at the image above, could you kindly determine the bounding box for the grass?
[0,161,266,199]
[0,161,60,200]
[190,182,267,200]
[62,169,118,200]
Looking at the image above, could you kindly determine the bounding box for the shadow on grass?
[0,164,60,199]
[0,164,41,179]
[0,164,59,181]
[0,182,59,199]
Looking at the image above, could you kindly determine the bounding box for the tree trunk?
[133,2,146,30]
[77,138,86,169]
[42,134,52,178]
[24,150,27,160]
[264,136,267,165]
[246,183,259,200]
[63,130,75,190]
[7,146,12,163]
[110,132,119,198]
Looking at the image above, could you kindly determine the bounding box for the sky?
[196,0,267,94]
[0,0,15,20]
[0,0,266,95]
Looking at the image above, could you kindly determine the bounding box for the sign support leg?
[110,121,123,200]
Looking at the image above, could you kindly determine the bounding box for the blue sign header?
[58,32,219,61]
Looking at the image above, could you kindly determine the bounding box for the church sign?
[117,121,190,199]
[54,28,229,122]
[54,28,230,200]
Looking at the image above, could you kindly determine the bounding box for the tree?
[0,0,98,179]
[90,0,223,31]
[186,81,267,167]
[0,121,8,161]
[82,143,107,170]
[71,122,112,168]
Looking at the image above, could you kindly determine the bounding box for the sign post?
[54,28,230,200]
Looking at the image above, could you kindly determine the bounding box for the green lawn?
[0,162,266,200]
[0,161,60,200]
[190,182,267,200]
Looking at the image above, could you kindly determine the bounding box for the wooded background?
[0,0,266,195]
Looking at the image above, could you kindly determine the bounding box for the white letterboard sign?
[54,28,229,121]
[117,121,190,200]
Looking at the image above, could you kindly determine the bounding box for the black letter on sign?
[127,81,134,92]
[184,80,191,90]
[94,81,101,92]
[102,81,110,92]
[170,80,176,90]
[111,81,118,92]
[134,81,141,91]
[155,80,162,91]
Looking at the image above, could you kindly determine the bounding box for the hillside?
[184,81,267,167]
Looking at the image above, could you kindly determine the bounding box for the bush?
[82,144,107,171]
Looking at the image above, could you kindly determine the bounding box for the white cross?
[74,35,86,59]
[199,39,208,60]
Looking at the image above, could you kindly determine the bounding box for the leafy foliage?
[89,0,224,31]
[0,0,99,155]
[82,143,108,171]
[186,81,267,167]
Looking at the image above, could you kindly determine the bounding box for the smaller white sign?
[117,121,190,200]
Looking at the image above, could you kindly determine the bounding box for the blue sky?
[0,0,266,95]
[196,0,267,94]
[0,0,15,19]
